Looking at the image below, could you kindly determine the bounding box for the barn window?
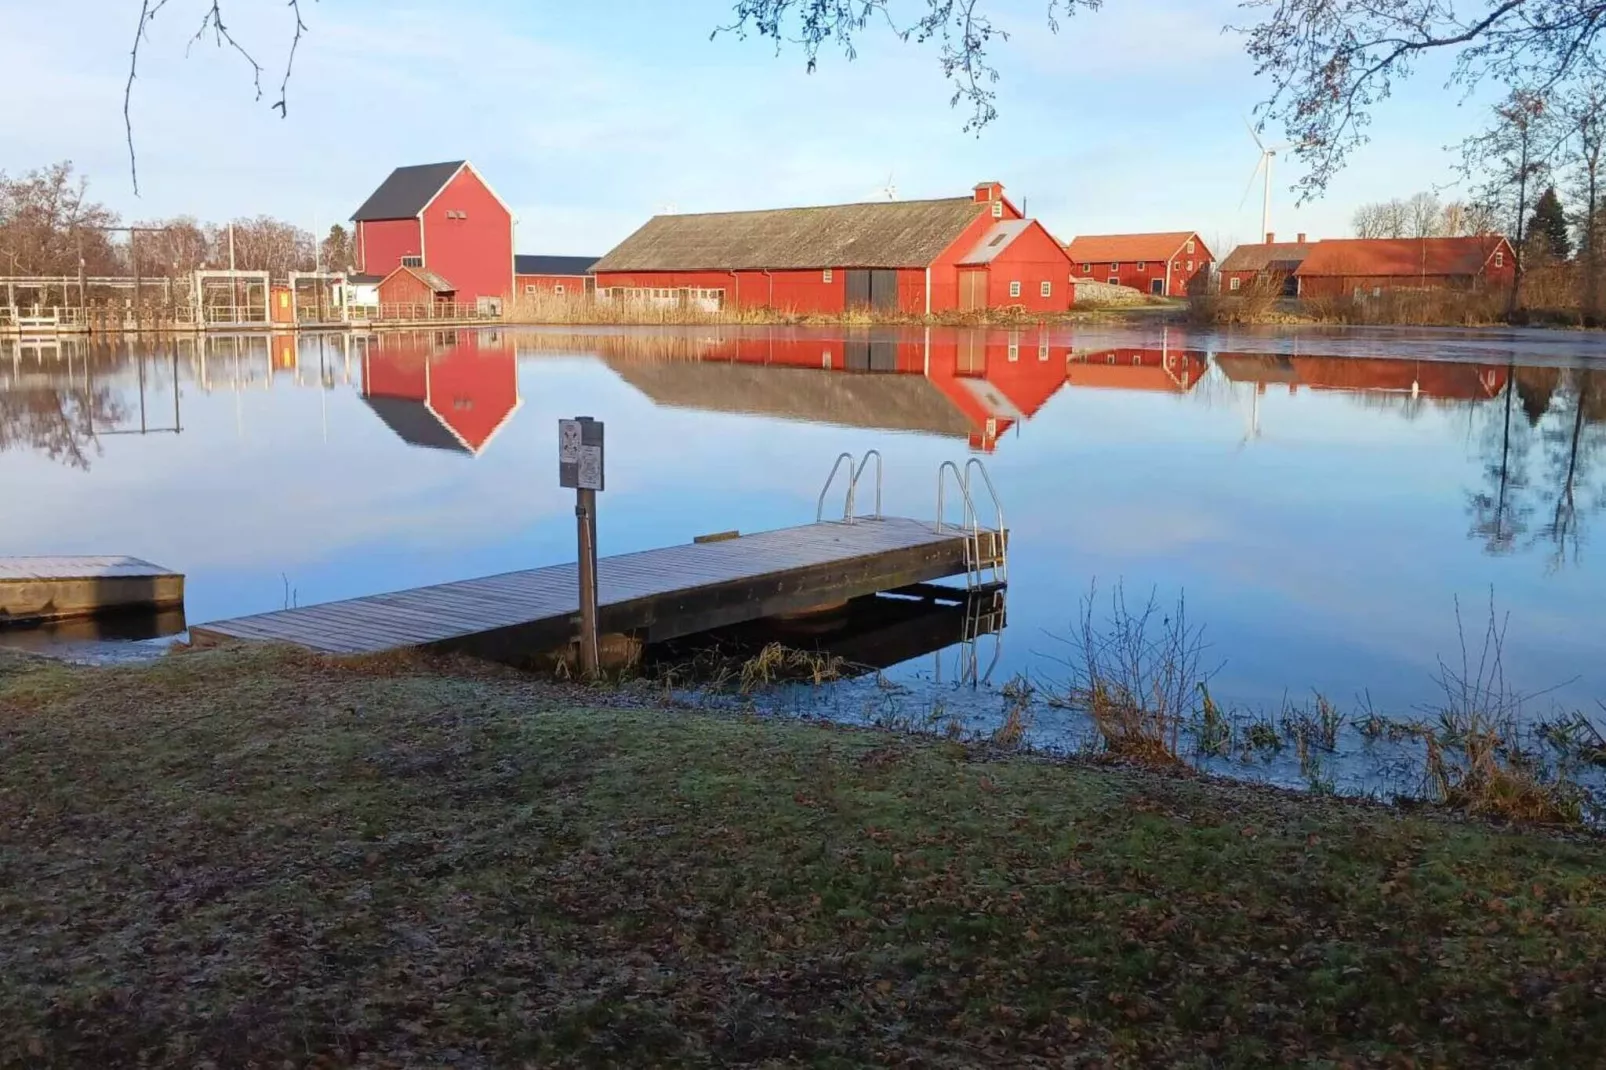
[1081,263,1091,273]
[823,268,833,282]
[555,284,566,296]
[1187,260,1194,271]
[1186,239,1196,253]
[1038,339,1050,360]
[402,255,423,268]
[991,201,1004,218]
[1137,261,1146,271]
[988,231,1010,248]
[1110,262,1120,271]
[1009,280,1022,298]
[525,284,537,295]
[1229,277,1241,292]
[1494,250,1504,267]
[1008,341,1019,362]
[1040,280,1052,297]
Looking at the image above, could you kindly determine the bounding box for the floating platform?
[0,557,185,626]
[190,518,1005,659]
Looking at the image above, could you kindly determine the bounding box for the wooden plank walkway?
[190,518,1001,658]
[0,556,184,625]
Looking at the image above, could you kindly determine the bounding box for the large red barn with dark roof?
[590,182,1072,314]
[351,160,515,310]
[1292,236,1516,298]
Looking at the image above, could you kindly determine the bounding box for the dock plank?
[190,518,999,658]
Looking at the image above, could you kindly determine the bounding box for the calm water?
[6,323,1606,730]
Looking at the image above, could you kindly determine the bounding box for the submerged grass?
[4,647,1606,1066]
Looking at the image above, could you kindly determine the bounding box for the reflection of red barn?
[361,332,522,456]
[1214,353,1510,400]
[1065,347,1208,393]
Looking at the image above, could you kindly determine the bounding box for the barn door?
[959,269,987,312]
[844,330,872,370]
[845,270,872,309]
[870,270,900,312]
[869,337,898,370]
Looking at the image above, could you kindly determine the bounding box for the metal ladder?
[816,450,884,524]
[936,458,1008,589]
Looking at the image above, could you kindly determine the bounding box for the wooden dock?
[190,518,1004,659]
[0,557,185,625]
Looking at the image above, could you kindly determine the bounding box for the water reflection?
[6,324,1606,714]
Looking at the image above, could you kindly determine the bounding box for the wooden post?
[559,416,606,676]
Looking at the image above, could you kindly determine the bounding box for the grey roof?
[958,220,1033,265]
[351,161,465,222]
[361,396,469,454]
[515,255,598,276]
[386,265,455,293]
[1219,241,1314,274]
[348,273,386,286]
[591,197,987,273]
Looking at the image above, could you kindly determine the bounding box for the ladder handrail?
[815,452,856,523]
[962,458,1005,539]
[848,449,883,520]
[936,460,982,540]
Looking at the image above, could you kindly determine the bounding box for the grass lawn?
[3,646,1605,1068]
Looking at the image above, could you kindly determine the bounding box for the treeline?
[0,161,355,280]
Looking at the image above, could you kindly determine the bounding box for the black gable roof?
[514,255,598,276]
[351,161,466,222]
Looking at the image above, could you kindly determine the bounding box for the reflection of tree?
[1468,363,1533,554]
[1537,370,1606,570]
[0,385,124,471]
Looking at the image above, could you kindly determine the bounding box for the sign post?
[559,417,605,675]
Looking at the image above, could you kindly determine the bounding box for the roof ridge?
[648,195,976,220]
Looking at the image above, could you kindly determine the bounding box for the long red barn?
[1065,231,1213,297]
[590,182,1073,314]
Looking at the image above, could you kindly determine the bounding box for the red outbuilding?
[376,265,456,311]
[1292,236,1516,298]
[1219,233,1312,295]
[351,160,515,312]
[590,182,1072,314]
[1065,232,1213,297]
[514,255,598,300]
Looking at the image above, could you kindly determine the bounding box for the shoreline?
[3,646,1604,1065]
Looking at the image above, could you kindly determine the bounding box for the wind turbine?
[1240,119,1293,240]
[872,171,897,201]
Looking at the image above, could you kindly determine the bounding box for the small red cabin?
[514,255,598,300]
[1065,232,1213,297]
[1219,233,1312,295]
[350,160,514,311]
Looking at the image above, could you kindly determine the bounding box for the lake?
[6,323,1606,742]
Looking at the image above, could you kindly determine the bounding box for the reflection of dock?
[192,517,1006,658]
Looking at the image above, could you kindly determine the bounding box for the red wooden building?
[376,265,456,310]
[350,160,514,311]
[361,331,522,456]
[1215,353,1509,401]
[514,255,598,299]
[1292,236,1516,298]
[1219,233,1312,295]
[1064,232,1213,296]
[590,182,1072,314]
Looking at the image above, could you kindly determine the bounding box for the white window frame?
[525,284,537,295]
[1229,277,1241,292]
[1008,341,1020,362]
[1494,250,1505,267]
[555,284,566,296]
[1038,339,1050,361]
[1186,239,1196,254]
[1009,280,1022,298]
[823,268,833,283]
[991,200,1004,218]
[1137,261,1146,271]
[1187,260,1194,271]
[1040,280,1052,297]
[401,255,423,268]
[1110,262,1120,272]
[1081,263,1091,274]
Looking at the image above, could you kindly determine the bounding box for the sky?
[4,0,1507,257]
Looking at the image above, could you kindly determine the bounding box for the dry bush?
[1050,583,1214,767]
[1188,272,1290,325]
[507,291,1078,328]
[1416,599,1584,824]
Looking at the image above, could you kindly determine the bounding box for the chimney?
[973,181,1004,204]
[1265,232,1276,244]
[1297,232,1307,244]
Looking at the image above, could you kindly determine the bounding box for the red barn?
[514,255,598,299]
[351,160,514,312]
[590,182,1071,314]
[376,265,456,311]
[1065,232,1213,297]
[1292,236,1516,298]
[1219,233,1312,295]
[360,331,522,456]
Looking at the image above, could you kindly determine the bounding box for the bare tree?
[0,162,121,275]
[1243,0,1606,198]
[1460,90,1561,311]
[1405,191,1445,238]
[210,216,315,276]
[1560,72,1606,321]
[129,216,211,277]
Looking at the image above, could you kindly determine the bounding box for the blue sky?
[6,0,1501,256]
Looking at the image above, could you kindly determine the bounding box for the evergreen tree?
[1528,186,1573,260]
